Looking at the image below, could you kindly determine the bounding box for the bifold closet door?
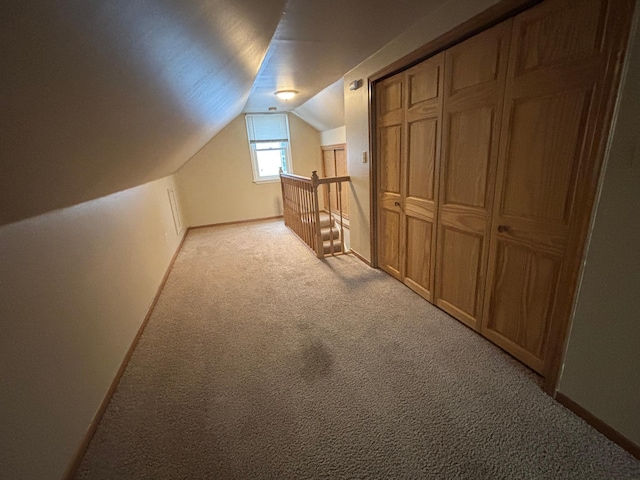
[481,0,633,374]
[376,54,444,300]
[433,21,512,329]
[377,72,404,280]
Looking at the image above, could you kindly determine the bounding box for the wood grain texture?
[542,0,635,392]
[321,144,349,219]
[375,54,444,298]
[434,21,511,330]
[403,54,444,300]
[371,0,634,393]
[481,0,635,388]
[436,227,483,328]
[375,55,443,300]
[376,74,404,279]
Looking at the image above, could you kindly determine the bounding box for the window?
[245,113,291,183]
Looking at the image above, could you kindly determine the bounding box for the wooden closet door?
[402,54,444,300]
[481,0,633,375]
[376,73,404,280]
[376,54,443,296]
[434,22,511,329]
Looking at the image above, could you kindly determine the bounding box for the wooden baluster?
[338,181,344,254]
[305,184,313,249]
[297,180,303,240]
[311,171,323,258]
[284,181,289,227]
[309,184,315,249]
[301,180,308,246]
[327,181,335,255]
[306,181,314,251]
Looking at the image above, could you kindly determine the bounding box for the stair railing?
[280,169,350,258]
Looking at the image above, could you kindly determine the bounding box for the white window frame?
[245,113,292,183]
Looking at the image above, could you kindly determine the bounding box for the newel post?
[311,171,323,258]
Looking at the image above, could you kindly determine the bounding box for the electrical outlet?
[362,151,368,163]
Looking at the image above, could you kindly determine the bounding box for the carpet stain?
[300,339,334,382]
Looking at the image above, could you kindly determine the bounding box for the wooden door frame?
[368,0,633,394]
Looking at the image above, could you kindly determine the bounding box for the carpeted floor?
[75,220,640,479]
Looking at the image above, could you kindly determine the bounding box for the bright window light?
[245,114,292,183]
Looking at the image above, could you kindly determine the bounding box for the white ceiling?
[293,79,346,132]
[245,0,448,113]
[1,0,447,226]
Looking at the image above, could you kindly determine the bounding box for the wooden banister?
[279,169,350,258]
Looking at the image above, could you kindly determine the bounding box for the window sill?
[253,178,281,184]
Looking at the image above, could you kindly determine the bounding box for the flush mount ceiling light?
[274,90,298,100]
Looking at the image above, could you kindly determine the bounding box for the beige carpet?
[75,220,640,479]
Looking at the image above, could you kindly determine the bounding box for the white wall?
[177,113,321,227]
[343,0,501,260]
[321,126,346,146]
[0,175,186,480]
[559,9,640,446]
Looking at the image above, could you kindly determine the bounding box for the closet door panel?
[482,0,630,378]
[405,218,433,295]
[379,125,402,194]
[407,119,437,201]
[434,21,512,329]
[379,208,402,278]
[443,106,494,208]
[402,54,444,300]
[501,90,590,222]
[438,226,484,326]
[486,241,561,372]
[377,74,404,280]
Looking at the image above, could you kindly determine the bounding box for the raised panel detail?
[380,80,403,113]
[444,107,494,208]
[502,91,589,223]
[450,37,500,93]
[379,209,401,275]
[407,118,437,201]
[409,63,439,106]
[487,242,560,358]
[379,125,402,194]
[515,0,605,75]
[438,227,482,317]
[405,218,432,292]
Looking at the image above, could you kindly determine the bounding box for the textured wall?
[0,175,186,479]
[320,126,347,146]
[177,114,321,227]
[559,9,640,446]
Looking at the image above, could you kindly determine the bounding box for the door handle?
[497,225,509,233]
[394,201,401,207]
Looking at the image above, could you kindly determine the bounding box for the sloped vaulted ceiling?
[0,0,286,226]
[1,0,448,227]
